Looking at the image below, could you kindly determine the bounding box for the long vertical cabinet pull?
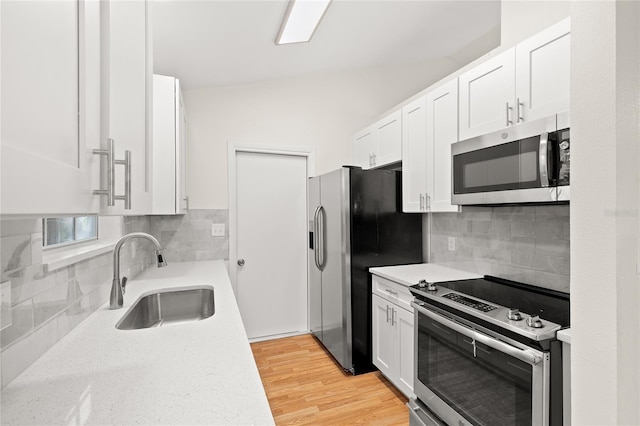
[93,138,116,206]
[92,139,132,209]
[115,150,132,209]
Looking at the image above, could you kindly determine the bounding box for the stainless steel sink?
[116,286,214,330]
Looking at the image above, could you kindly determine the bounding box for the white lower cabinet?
[372,275,415,398]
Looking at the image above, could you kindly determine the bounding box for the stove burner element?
[507,308,523,321]
[442,292,498,312]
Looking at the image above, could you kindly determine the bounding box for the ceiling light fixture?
[275,0,332,45]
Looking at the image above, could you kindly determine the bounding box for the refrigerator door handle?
[313,205,322,269]
[317,206,327,270]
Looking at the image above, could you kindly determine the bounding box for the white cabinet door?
[396,306,415,398]
[426,79,459,213]
[515,18,571,122]
[1,0,100,215]
[459,48,516,141]
[353,126,376,169]
[152,75,188,215]
[99,0,151,215]
[375,110,402,167]
[402,96,428,213]
[176,86,189,213]
[372,294,395,378]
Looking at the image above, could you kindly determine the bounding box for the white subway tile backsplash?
[430,205,570,292]
[56,296,92,339]
[32,279,77,328]
[0,299,34,348]
[1,281,12,331]
[1,234,33,277]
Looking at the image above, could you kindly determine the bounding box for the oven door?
[412,302,550,426]
[451,114,558,205]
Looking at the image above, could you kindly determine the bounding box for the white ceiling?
[151,0,501,91]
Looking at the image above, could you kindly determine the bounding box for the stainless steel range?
[408,275,570,426]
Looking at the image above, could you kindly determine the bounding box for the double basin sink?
[116,286,215,330]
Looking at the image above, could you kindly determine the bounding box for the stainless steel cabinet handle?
[385,288,399,296]
[386,305,391,323]
[411,302,543,365]
[368,154,372,167]
[184,196,190,211]
[115,150,132,209]
[237,259,245,266]
[517,98,524,123]
[372,153,376,166]
[419,194,424,211]
[93,138,116,206]
[506,102,513,126]
[426,194,431,211]
[391,308,397,326]
[93,139,132,209]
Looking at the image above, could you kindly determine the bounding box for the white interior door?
[234,150,308,340]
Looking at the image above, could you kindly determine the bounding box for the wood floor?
[251,334,409,425]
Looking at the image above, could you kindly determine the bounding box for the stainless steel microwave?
[452,112,570,205]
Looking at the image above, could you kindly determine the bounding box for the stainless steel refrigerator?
[308,166,422,374]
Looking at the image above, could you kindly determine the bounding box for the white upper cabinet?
[426,79,459,213]
[459,17,570,140]
[402,79,459,214]
[374,110,402,167]
[99,0,152,216]
[353,126,376,170]
[459,48,516,141]
[1,0,101,215]
[152,75,189,215]
[401,96,428,213]
[353,110,402,170]
[515,18,571,122]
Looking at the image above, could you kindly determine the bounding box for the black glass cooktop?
[412,275,570,327]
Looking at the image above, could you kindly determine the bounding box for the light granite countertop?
[369,263,482,287]
[1,260,274,425]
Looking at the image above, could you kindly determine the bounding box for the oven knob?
[507,308,522,321]
[415,301,426,307]
[418,279,427,288]
[526,315,544,328]
[427,282,437,292]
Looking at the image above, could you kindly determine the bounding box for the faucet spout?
[110,232,167,310]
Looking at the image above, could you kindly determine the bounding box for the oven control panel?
[442,292,498,313]
[410,285,563,341]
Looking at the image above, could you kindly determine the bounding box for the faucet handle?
[121,276,128,295]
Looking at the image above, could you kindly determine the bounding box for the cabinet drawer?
[372,275,414,311]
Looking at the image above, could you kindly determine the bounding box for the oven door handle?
[412,302,543,366]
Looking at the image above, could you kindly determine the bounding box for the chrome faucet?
[110,232,167,309]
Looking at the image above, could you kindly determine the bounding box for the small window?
[43,216,98,248]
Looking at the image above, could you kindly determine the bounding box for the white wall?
[501,1,570,47]
[571,1,640,424]
[183,30,499,209]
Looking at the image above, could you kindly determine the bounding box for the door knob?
[237,259,245,266]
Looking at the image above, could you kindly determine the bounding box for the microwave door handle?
[411,302,543,366]
[539,132,550,187]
